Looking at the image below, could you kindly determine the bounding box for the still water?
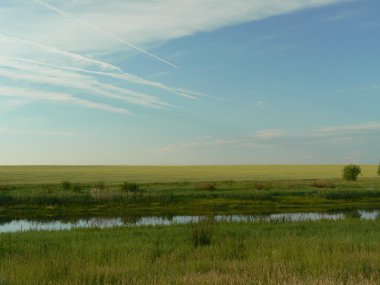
[0,210,378,233]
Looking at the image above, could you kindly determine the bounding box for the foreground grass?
[0,165,377,184]
[1,219,380,284]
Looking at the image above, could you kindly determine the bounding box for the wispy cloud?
[32,0,178,68]
[325,9,359,21]
[2,0,349,52]
[0,127,81,137]
[0,0,350,117]
[0,86,131,115]
[337,83,380,95]
[150,122,380,154]
[0,34,200,99]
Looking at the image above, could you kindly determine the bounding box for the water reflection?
[0,210,378,233]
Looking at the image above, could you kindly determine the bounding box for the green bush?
[377,162,380,176]
[342,164,361,181]
[120,182,140,193]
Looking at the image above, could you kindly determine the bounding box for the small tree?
[342,164,361,181]
[377,161,380,176]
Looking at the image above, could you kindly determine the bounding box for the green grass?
[0,165,378,184]
[1,177,380,219]
[1,219,380,284]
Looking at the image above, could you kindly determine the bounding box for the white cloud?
[1,0,349,53]
[150,122,380,154]
[0,0,350,116]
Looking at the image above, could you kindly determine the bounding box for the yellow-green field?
[0,165,377,184]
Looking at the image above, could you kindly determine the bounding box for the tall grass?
[1,220,380,284]
[189,218,214,247]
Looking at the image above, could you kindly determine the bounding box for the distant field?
[0,165,377,184]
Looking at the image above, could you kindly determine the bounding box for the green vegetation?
[342,164,362,181]
[377,162,380,176]
[1,177,380,219]
[1,219,380,284]
[190,218,214,247]
[1,165,380,284]
[120,181,140,193]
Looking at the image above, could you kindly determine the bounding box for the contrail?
[32,0,178,68]
[0,34,216,100]
[0,34,197,98]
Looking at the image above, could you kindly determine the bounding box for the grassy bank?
[1,219,380,284]
[0,165,378,184]
[1,178,380,219]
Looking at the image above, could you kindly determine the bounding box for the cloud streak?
[0,86,131,115]
[150,122,380,154]
[32,0,178,68]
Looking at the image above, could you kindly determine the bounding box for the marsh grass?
[1,178,380,216]
[1,220,380,284]
[189,218,214,247]
[93,181,106,190]
[0,183,10,192]
[61,181,71,190]
[72,183,83,193]
[120,182,140,193]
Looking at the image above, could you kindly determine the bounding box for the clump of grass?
[120,182,140,193]
[189,218,214,247]
[61,181,71,190]
[195,183,216,191]
[311,180,335,189]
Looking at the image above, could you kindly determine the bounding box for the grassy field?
[1,219,380,284]
[0,165,378,184]
[1,165,380,284]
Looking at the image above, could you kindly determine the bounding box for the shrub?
[195,183,216,191]
[61,181,71,190]
[189,218,214,247]
[342,164,362,181]
[120,182,140,193]
[377,162,380,176]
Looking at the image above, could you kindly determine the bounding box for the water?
[0,210,378,233]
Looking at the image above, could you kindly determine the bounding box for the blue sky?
[0,0,379,165]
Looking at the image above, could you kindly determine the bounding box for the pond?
[0,210,378,233]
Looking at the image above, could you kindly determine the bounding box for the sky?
[0,0,379,165]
